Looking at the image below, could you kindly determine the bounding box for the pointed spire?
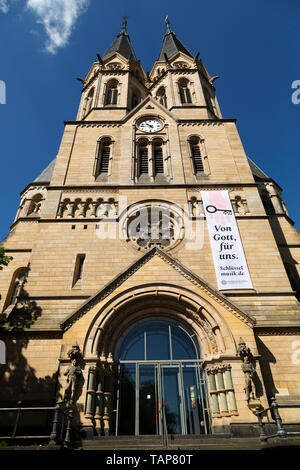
[157,16,193,61]
[103,16,137,61]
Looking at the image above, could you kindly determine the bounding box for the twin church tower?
[0,18,299,440]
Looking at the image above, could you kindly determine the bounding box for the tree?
[0,246,13,270]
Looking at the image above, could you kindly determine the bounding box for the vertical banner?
[201,190,253,290]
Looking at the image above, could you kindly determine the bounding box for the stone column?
[102,363,114,436]
[66,202,75,218]
[223,365,238,413]
[207,368,220,414]
[91,201,98,217]
[85,366,97,419]
[78,202,86,218]
[94,368,104,434]
[57,202,64,218]
[216,369,229,414]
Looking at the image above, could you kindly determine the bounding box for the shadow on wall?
[5,288,42,331]
[255,335,279,399]
[0,287,62,434]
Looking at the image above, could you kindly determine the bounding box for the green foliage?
[0,246,13,270]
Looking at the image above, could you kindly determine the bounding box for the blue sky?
[0,0,299,242]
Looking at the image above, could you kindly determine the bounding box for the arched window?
[156,87,167,108]
[105,79,119,105]
[189,136,204,173]
[95,137,113,177]
[85,87,95,115]
[116,318,201,361]
[153,139,164,175]
[27,194,43,216]
[138,139,149,175]
[3,267,27,312]
[178,78,192,104]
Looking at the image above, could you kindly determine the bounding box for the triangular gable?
[61,247,255,330]
[122,95,179,124]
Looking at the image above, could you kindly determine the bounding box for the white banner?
[201,190,253,290]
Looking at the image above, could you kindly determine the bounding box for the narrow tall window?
[190,137,204,173]
[105,79,118,105]
[85,87,95,115]
[153,140,164,175]
[99,144,110,174]
[3,267,27,312]
[138,140,149,175]
[179,78,192,104]
[156,87,167,108]
[72,254,86,287]
[95,137,112,177]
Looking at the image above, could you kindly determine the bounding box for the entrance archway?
[114,317,211,436]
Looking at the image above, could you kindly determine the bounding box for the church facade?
[1,19,300,439]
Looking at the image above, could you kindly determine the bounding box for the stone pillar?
[223,365,238,412]
[207,368,220,414]
[57,202,64,218]
[66,202,75,218]
[94,368,104,433]
[91,201,98,217]
[85,366,97,419]
[78,202,86,218]
[216,370,228,413]
[101,363,115,436]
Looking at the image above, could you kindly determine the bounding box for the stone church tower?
[1,18,300,440]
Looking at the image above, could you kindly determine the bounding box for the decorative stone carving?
[237,338,258,403]
[63,344,84,408]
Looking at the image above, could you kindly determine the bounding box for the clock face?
[138,119,162,133]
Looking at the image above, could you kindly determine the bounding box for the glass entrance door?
[160,364,183,435]
[116,361,210,436]
[115,318,211,436]
[138,364,158,435]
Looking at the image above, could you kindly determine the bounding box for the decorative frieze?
[57,197,118,219]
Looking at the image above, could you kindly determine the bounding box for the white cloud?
[0,0,9,13]
[26,0,90,54]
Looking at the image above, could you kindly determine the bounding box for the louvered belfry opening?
[105,79,118,105]
[99,138,111,174]
[190,137,204,173]
[179,78,192,104]
[139,139,149,175]
[154,140,164,175]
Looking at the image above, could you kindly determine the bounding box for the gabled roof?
[103,19,137,61]
[34,158,56,183]
[61,246,255,331]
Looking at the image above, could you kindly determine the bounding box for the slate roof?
[34,158,56,183]
[247,156,269,180]
[103,31,137,61]
[157,31,193,61]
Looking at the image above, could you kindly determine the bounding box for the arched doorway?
[114,317,211,436]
